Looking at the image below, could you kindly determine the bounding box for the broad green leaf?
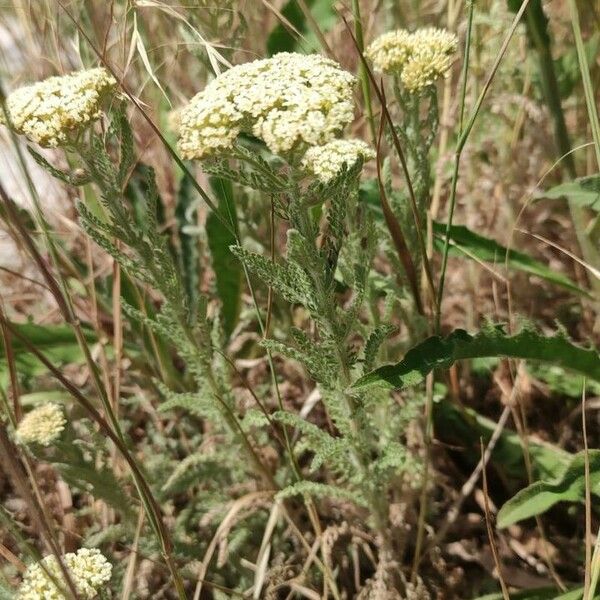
[539,174,600,210]
[433,400,571,482]
[0,323,96,388]
[497,450,600,528]
[175,173,200,311]
[206,176,242,339]
[353,326,600,390]
[430,221,586,296]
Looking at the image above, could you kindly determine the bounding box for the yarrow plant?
[301,139,376,182]
[177,52,355,159]
[0,68,116,147]
[15,403,66,446]
[2,3,598,599]
[365,27,459,271]
[17,548,112,599]
[366,27,458,92]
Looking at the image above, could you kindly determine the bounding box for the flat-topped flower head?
[177,52,356,159]
[18,548,112,599]
[1,67,116,147]
[411,27,458,58]
[301,139,375,183]
[400,48,454,92]
[15,403,66,446]
[366,28,458,92]
[365,30,414,74]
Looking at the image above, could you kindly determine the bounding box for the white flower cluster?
[301,139,375,183]
[15,403,66,446]
[177,52,356,159]
[366,28,458,92]
[17,548,112,599]
[1,68,116,147]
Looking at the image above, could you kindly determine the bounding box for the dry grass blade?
[583,381,592,599]
[480,438,511,600]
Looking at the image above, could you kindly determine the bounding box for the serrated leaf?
[231,245,313,307]
[55,461,135,520]
[28,147,90,186]
[276,481,367,507]
[497,450,600,528]
[206,176,242,339]
[353,326,600,390]
[363,324,395,373]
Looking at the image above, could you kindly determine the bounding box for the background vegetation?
[0,0,599,598]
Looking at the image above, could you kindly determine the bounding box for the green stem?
[435,0,474,333]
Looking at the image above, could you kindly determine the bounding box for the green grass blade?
[206,176,242,340]
[497,450,600,528]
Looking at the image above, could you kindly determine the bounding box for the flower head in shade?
[366,28,458,92]
[177,52,355,159]
[1,68,116,147]
[365,30,414,74]
[15,403,66,446]
[17,548,112,599]
[301,139,375,183]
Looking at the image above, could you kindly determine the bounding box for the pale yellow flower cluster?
[177,52,356,159]
[15,403,66,446]
[366,28,458,92]
[1,68,116,147]
[301,139,375,183]
[364,30,414,75]
[17,548,112,599]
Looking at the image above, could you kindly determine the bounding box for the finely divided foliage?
[0,2,598,598]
